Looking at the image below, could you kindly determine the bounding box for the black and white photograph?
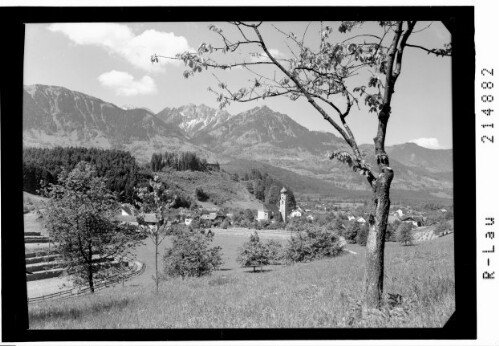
[0,4,483,342]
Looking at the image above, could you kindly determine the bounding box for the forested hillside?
[23,147,148,202]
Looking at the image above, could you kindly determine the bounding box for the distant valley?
[23,84,453,200]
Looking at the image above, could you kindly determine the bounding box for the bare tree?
[136,176,177,294]
[153,21,451,308]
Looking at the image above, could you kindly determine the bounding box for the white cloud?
[49,23,191,72]
[249,48,284,62]
[98,70,157,96]
[409,137,444,149]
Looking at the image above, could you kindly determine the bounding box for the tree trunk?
[363,167,393,309]
[155,233,159,294]
[88,263,95,293]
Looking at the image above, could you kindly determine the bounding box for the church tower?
[279,187,288,222]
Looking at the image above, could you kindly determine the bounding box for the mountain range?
[23,84,453,199]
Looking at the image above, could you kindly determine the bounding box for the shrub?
[221,219,229,229]
[273,212,283,223]
[265,239,284,265]
[238,219,250,228]
[356,223,369,246]
[190,220,201,230]
[385,223,397,242]
[343,222,360,243]
[163,230,223,278]
[284,224,345,263]
[285,217,307,232]
[195,187,209,202]
[265,221,284,230]
[396,222,414,246]
[258,220,271,229]
[444,210,454,220]
[237,232,270,271]
[244,209,255,222]
[434,220,452,236]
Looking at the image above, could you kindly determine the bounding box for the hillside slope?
[158,169,264,210]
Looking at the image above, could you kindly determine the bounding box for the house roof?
[280,187,287,193]
[121,205,134,216]
[402,216,419,222]
[201,213,217,220]
[113,215,138,223]
[144,213,158,223]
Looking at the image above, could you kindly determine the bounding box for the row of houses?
[117,204,231,228]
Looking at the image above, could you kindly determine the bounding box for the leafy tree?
[356,223,369,246]
[444,210,454,220]
[246,181,254,194]
[396,222,414,246]
[385,222,397,242]
[42,162,141,293]
[237,231,270,272]
[23,163,56,194]
[195,187,209,201]
[434,220,452,236]
[265,184,282,206]
[155,21,451,308]
[265,239,284,265]
[273,211,283,223]
[333,218,345,233]
[244,208,255,222]
[253,180,265,201]
[285,224,345,263]
[163,229,223,278]
[285,188,297,214]
[343,221,361,243]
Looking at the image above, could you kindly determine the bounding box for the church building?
[279,187,289,222]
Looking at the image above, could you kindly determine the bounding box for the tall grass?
[29,234,454,329]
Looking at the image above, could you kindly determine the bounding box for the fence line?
[28,261,146,304]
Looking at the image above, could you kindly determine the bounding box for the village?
[113,187,453,236]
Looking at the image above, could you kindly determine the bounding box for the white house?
[257,209,269,221]
[347,215,356,221]
[395,209,404,218]
[306,214,314,221]
[290,210,302,218]
[121,204,135,216]
[356,217,366,224]
[184,218,193,226]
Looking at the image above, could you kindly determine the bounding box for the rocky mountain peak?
[156,103,233,137]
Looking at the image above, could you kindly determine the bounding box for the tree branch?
[251,26,358,155]
[405,43,452,57]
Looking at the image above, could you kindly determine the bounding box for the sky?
[24,21,452,149]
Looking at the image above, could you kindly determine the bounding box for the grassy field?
[28,228,454,329]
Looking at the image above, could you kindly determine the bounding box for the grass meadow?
[28,229,455,329]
